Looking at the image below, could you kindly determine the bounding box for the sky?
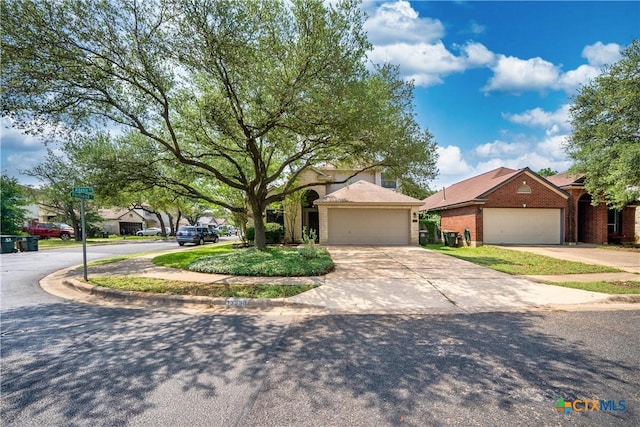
[1,1,639,190]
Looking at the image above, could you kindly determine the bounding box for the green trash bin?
[1,235,17,253]
[444,231,458,247]
[419,230,427,246]
[26,236,39,251]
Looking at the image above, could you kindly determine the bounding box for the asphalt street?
[1,242,638,426]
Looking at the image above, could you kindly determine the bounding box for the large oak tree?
[566,40,640,208]
[1,0,438,248]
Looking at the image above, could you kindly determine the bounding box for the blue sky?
[362,0,639,188]
[1,1,639,189]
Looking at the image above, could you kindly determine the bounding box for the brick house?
[421,167,639,246]
[545,172,639,244]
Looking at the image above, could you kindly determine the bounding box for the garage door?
[328,208,410,245]
[483,208,562,244]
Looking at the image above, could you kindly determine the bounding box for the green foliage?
[188,247,334,276]
[299,227,318,258]
[153,244,233,269]
[245,227,256,242]
[419,211,441,244]
[1,0,438,249]
[537,168,558,177]
[566,40,640,208]
[0,174,30,234]
[264,222,284,244]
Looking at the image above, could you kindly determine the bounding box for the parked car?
[218,225,237,236]
[23,222,74,240]
[135,227,163,236]
[176,225,219,246]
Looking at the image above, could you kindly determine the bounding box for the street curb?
[604,294,640,303]
[60,277,322,310]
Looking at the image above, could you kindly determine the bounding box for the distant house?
[421,167,639,246]
[97,208,145,235]
[266,166,422,245]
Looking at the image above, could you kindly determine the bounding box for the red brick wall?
[484,178,567,208]
[622,207,636,243]
[579,203,608,244]
[440,205,481,245]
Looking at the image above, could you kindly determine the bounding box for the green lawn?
[547,281,640,294]
[425,244,620,275]
[37,235,169,248]
[152,244,234,269]
[88,276,317,298]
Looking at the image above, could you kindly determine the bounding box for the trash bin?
[16,236,29,252]
[444,231,458,247]
[1,235,17,254]
[419,230,428,246]
[26,236,39,251]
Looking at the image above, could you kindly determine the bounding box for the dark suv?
[176,225,219,246]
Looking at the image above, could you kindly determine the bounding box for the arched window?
[517,183,531,194]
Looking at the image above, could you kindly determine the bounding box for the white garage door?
[328,208,410,245]
[483,208,562,244]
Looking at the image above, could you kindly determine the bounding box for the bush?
[246,226,255,241]
[245,222,284,244]
[265,222,284,244]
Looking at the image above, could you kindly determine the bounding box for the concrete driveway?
[496,245,640,273]
[289,246,616,314]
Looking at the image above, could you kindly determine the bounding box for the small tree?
[282,189,306,244]
[0,174,30,234]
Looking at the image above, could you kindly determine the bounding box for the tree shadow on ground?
[0,302,289,426]
[246,312,639,426]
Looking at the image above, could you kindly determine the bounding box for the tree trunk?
[166,212,175,235]
[250,199,267,250]
[155,212,167,236]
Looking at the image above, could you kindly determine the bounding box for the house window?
[381,172,397,189]
[517,183,531,194]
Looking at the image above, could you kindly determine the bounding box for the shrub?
[245,222,284,244]
[246,226,255,241]
[265,222,284,244]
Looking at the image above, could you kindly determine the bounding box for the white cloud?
[503,104,571,131]
[582,41,622,66]
[461,42,495,66]
[483,55,560,93]
[475,140,529,158]
[363,0,445,45]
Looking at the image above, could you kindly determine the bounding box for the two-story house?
[267,166,423,245]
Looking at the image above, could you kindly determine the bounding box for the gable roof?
[421,167,567,211]
[98,208,144,221]
[314,180,423,205]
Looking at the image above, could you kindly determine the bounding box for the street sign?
[72,187,94,200]
[72,187,94,194]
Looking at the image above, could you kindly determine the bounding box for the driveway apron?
[289,246,612,314]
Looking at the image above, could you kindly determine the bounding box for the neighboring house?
[421,167,639,246]
[545,172,639,244]
[97,208,145,235]
[268,167,422,245]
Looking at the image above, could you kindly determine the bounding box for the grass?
[425,244,620,275]
[547,281,640,294]
[37,235,169,248]
[87,276,317,298]
[152,244,234,269]
[186,246,335,276]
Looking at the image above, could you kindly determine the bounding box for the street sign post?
[71,187,93,281]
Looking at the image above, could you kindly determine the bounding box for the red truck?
[23,222,75,240]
